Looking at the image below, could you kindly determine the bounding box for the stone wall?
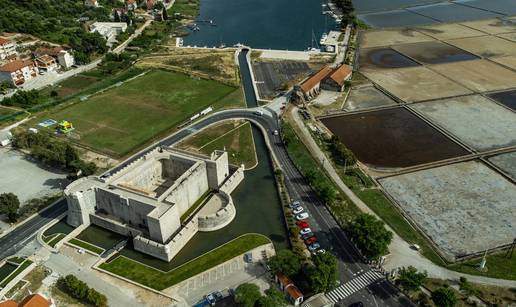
[164,162,209,215]
[197,192,236,232]
[95,188,155,229]
[66,188,96,227]
[147,204,181,244]
[90,214,142,237]
[116,159,162,192]
[205,151,229,189]
[133,218,199,261]
[220,166,245,194]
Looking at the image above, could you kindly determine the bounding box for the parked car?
[316,249,326,254]
[296,221,309,228]
[289,200,301,208]
[301,232,314,240]
[305,237,317,245]
[293,206,304,214]
[300,227,312,235]
[206,293,216,306]
[308,243,321,251]
[296,212,309,220]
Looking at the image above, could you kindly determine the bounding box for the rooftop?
[0,37,13,45]
[327,64,352,86]
[300,65,333,92]
[0,60,34,72]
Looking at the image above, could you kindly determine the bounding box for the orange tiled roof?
[0,60,34,72]
[36,55,56,65]
[0,300,18,307]
[327,64,352,86]
[286,285,303,300]
[300,65,333,93]
[276,272,293,287]
[19,294,51,307]
[127,0,136,4]
[34,46,63,57]
[0,37,12,45]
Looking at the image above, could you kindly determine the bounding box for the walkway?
[287,106,516,288]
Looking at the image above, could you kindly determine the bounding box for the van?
[254,110,264,116]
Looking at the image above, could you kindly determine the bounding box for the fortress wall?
[147,204,181,243]
[66,188,96,227]
[90,214,142,237]
[220,166,245,195]
[165,162,209,215]
[205,151,230,189]
[162,155,197,181]
[96,188,155,227]
[133,218,199,261]
[198,193,236,232]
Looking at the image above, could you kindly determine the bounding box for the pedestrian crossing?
[325,270,385,303]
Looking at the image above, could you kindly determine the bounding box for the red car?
[304,237,317,245]
[296,221,309,229]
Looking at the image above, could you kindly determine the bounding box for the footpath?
[286,106,516,288]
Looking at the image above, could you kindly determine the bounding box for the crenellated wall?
[197,192,236,232]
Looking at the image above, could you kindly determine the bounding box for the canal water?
[183,0,337,50]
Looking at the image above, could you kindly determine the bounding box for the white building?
[0,60,38,86]
[320,31,341,53]
[90,22,128,46]
[58,50,75,68]
[35,55,58,73]
[84,0,99,7]
[0,37,17,60]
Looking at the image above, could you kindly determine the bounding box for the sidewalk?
[287,106,516,288]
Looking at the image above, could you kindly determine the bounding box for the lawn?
[177,120,257,168]
[169,0,199,18]
[99,234,270,290]
[42,74,100,98]
[0,259,33,288]
[34,70,244,157]
[68,238,104,255]
[0,106,17,116]
[44,233,66,248]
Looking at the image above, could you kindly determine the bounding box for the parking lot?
[252,61,312,99]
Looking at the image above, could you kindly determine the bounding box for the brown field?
[429,59,516,92]
[362,66,471,102]
[414,23,485,40]
[446,35,516,58]
[360,29,434,48]
[490,55,516,70]
[497,32,516,43]
[460,19,516,34]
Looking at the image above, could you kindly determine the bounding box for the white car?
[300,228,312,235]
[293,206,304,214]
[296,212,309,220]
[289,201,301,208]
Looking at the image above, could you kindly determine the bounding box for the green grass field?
[34,70,244,157]
[178,120,257,168]
[99,234,270,290]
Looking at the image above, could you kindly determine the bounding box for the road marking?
[326,270,385,303]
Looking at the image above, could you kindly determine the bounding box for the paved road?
[0,198,67,260]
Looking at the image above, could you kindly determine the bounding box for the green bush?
[57,275,107,307]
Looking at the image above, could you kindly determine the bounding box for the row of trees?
[0,193,19,222]
[12,128,97,177]
[0,90,43,108]
[333,0,358,27]
[57,274,108,307]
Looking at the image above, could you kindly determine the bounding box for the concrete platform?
[412,95,516,151]
[414,23,486,40]
[258,50,310,61]
[429,59,516,92]
[460,18,516,34]
[446,35,516,58]
[362,66,472,102]
[380,160,516,261]
[489,151,516,181]
[360,29,435,49]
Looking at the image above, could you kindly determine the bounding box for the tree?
[308,252,338,293]
[347,213,393,259]
[162,7,169,20]
[256,288,287,307]
[268,250,301,277]
[397,266,427,292]
[0,193,20,222]
[431,287,457,307]
[235,283,262,307]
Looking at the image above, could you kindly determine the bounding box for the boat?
[320,32,328,45]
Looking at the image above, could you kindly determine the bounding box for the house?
[275,273,304,306]
[0,60,38,86]
[33,47,75,69]
[90,22,128,46]
[298,65,333,100]
[0,293,55,307]
[126,0,138,10]
[0,37,17,60]
[321,64,352,92]
[84,0,99,7]
[147,0,155,10]
[35,55,58,73]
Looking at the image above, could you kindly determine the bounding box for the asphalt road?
[0,198,67,260]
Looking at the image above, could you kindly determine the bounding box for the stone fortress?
[65,147,244,261]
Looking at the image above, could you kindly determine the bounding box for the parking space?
[252,61,312,99]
